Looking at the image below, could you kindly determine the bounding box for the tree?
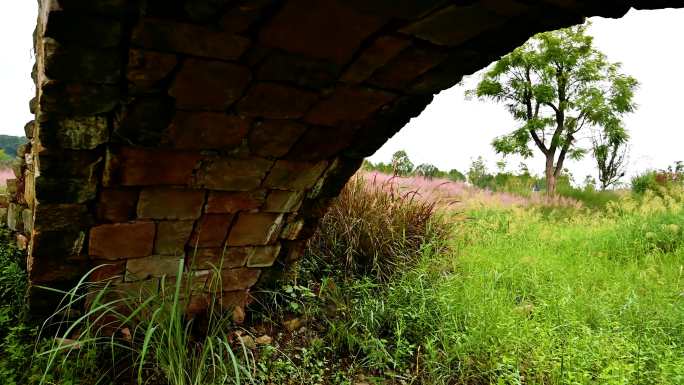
[391,150,414,176]
[414,163,439,179]
[467,156,493,189]
[591,126,629,190]
[470,24,638,195]
[447,169,466,182]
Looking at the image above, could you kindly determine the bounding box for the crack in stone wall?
[8,0,682,317]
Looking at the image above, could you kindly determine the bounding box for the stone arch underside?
[11,0,682,315]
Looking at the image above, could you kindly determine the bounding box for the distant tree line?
[0,135,26,167]
[362,150,466,182]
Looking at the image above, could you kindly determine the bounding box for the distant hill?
[0,135,27,158]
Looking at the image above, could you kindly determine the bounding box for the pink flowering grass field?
[0,168,13,189]
[359,171,582,210]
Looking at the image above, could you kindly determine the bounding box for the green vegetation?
[0,135,26,167]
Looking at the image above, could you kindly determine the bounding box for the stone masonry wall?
[11,0,683,317]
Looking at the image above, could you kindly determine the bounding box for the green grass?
[318,192,684,384]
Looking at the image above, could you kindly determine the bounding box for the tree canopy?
[471,24,637,194]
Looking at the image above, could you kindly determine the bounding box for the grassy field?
[1,175,683,384]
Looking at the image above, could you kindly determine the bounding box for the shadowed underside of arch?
[9,0,682,316]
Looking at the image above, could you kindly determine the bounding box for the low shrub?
[306,174,449,281]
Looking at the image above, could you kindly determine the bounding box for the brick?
[236,83,318,119]
[219,0,271,32]
[219,267,261,291]
[49,116,109,150]
[227,212,283,246]
[155,220,195,255]
[33,203,92,232]
[280,219,305,240]
[106,147,202,186]
[219,290,250,310]
[30,229,87,260]
[89,222,156,259]
[205,190,266,214]
[97,188,139,223]
[90,260,126,282]
[259,0,385,65]
[345,0,448,19]
[287,126,357,161]
[188,247,249,270]
[113,96,175,146]
[305,87,396,127]
[246,244,281,268]
[190,214,234,248]
[248,120,307,158]
[28,255,89,284]
[263,190,303,213]
[170,59,251,111]
[127,48,177,92]
[341,36,410,83]
[137,188,205,220]
[165,112,250,150]
[132,18,250,61]
[264,160,328,190]
[39,81,120,116]
[195,157,272,191]
[125,255,183,282]
[368,45,449,91]
[257,52,340,88]
[307,156,363,199]
[41,38,121,84]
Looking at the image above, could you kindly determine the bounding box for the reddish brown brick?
[305,87,396,127]
[219,290,251,311]
[248,120,307,158]
[190,214,234,248]
[132,18,250,61]
[368,45,449,90]
[170,59,251,110]
[195,157,272,191]
[165,112,250,150]
[263,190,303,213]
[227,212,283,246]
[137,188,205,220]
[188,247,249,270]
[219,267,261,291]
[89,222,156,259]
[96,188,139,222]
[125,255,183,282]
[127,48,177,91]
[155,220,195,255]
[341,36,410,83]
[236,83,318,119]
[106,147,202,186]
[264,160,328,190]
[246,244,281,267]
[287,126,357,161]
[205,190,266,214]
[259,0,385,65]
[280,219,305,240]
[89,260,126,282]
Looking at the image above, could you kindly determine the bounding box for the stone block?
[263,190,303,213]
[132,18,250,61]
[33,203,92,232]
[164,112,250,150]
[40,116,109,150]
[96,188,139,222]
[188,247,249,270]
[286,126,357,161]
[30,229,86,259]
[248,120,307,158]
[226,212,283,246]
[259,0,385,65]
[39,81,120,116]
[137,188,205,220]
[0,208,7,227]
[257,52,340,88]
[42,7,123,47]
[113,95,176,146]
[368,45,449,91]
[89,260,126,282]
[41,38,121,84]
[219,267,261,291]
[219,0,271,32]
[127,48,178,92]
[7,203,23,232]
[22,209,33,233]
[264,160,328,190]
[205,190,266,214]
[280,218,305,240]
[27,254,89,284]
[190,214,234,248]
[125,255,184,282]
[304,86,396,127]
[236,83,318,119]
[89,222,156,260]
[194,157,272,191]
[169,59,251,111]
[307,156,363,199]
[341,35,409,83]
[246,244,281,267]
[105,147,202,186]
[24,120,35,139]
[219,290,250,311]
[155,220,195,256]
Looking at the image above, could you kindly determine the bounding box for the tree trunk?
[545,155,556,196]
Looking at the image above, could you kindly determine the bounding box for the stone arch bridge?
[8,0,681,315]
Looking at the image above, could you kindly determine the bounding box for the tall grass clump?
[36,261,253,385]
[307,174,449,281]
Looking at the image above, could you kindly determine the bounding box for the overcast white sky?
[1,5,682,183]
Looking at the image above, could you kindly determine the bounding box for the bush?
[306,175,448,281]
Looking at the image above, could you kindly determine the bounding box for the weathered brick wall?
[10,0,682,316]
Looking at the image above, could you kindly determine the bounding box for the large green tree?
[471,24,638,194]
